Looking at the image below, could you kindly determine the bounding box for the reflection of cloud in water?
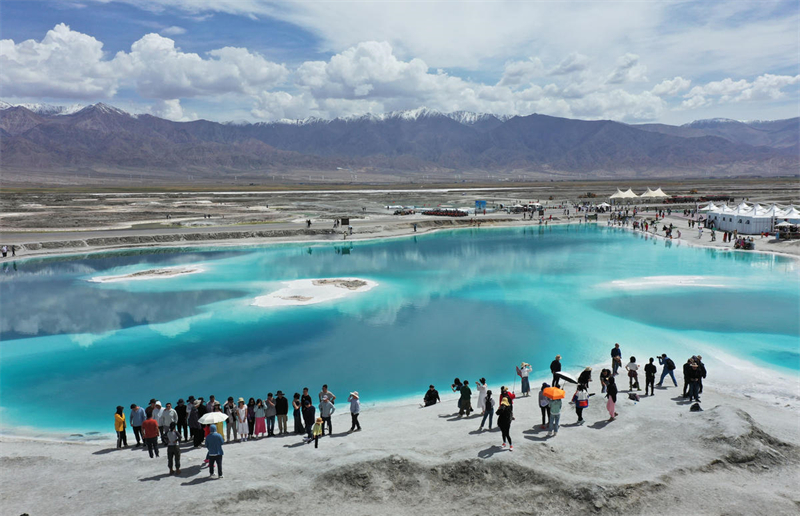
[149,311,214,338]
[69,332,115,348]
[0,280,245,340]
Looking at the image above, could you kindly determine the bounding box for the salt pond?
[0,225,797,435]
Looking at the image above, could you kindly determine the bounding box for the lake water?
[1,225,798,435]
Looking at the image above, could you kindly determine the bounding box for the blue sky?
[1,0,798,124]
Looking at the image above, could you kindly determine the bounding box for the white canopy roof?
[640,187,669,198]
[597,202,611,208]
[609,189,625,199]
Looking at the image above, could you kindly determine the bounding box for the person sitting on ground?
[424,385,440,407]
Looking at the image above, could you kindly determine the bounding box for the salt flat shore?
[1,376,798,516]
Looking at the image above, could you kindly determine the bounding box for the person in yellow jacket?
[115,406,128,449]
[312,417,324,449]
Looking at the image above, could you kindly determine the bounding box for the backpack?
[665,358,676,370]
[628,393,640,402]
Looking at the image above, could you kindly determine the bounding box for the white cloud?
[606,53,648,84]
[160,26,186,36]
[684,74,800,105]
[652,76,691,96]
[499,58,544,87]
[0,23,118,99]
[149,98,197,121]
[549,52,590,76]
[571,89,666,121]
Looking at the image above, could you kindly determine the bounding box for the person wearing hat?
[275,391,289,435]
[189,400,203,447]
[312,417,324,448]
[224,397,238,442]
[550,355,562,388]
[578,367,592,390]
[519,363,532,396]
[319,395,336,435]
[114,406,127,449]
[348,392,361,432]
[236,398,249,442]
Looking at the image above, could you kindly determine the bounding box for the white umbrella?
[775,221,795,227]
[198,412,228,425]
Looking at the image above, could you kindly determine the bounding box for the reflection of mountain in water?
[0,281,246,340]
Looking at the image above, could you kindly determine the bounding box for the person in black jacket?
[496,398,514,451]
[696,355,707,394]
[606,377,618,421]
[423,385,440,407]
[682,358,694,397]
[550,355,562,387]
[302,400,316,442]
[275,391,289,435]
[578,367,592,390]
[687,361,703,402]
[644,358,657,396]
[174,399,188,440]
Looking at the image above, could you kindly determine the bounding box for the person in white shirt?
[625,356,640,391]
[158,402,177,444]
[519,363,532,396]
[475,378,488,414]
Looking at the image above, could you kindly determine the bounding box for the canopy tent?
[705,202,800,234]
[620,188,639,198]
[699,202,717,212]
[640,187,669,198]
[597,202,612,208]
[609,189,625,199]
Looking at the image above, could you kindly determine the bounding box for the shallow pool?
[1,225,797,434]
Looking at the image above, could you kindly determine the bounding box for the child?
[312,417,324,448]
[538,383,551,429]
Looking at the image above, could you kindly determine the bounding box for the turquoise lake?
[1,225,798,434]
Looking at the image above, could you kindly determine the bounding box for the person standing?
[292,393,304,434]
[159,402,177,445]
[189,400,202,447]
[265,393,277,436]
[548,396,562,437]
[696,355,707,394]
[606,377,618,421]
[175,399,188,441]
[478,390,496,431]
[302,399,316,442]
[578,367,592,390]
[519,363,532,396]
[538,383,551,430]
[475,378,488,414]
[301,387,313,407]
[312,417,324,448]
[206,396,216,414]
[451,378,463,412]
[236,398,249,442]
[574,384,589,425]
[253,399,267,438]
[611,343,622,376]
[459,380,473,416]
[625,357,640,391]
[205,425,224,478]
[141,413,160,458]
[424,385,441,406]
[682,358,694,398]
[166,423,181,475]
[319,385,337,405]
[348,392,361,432]
[687,361,702,402]
[644,358,657,396]
[550,355,562,387]
[276,391,289,435]
[496,398,514,451]
[319,396,336,435]
[224,397,238,442]
[657,354,678,387]
[152,401,164,441]
[247,398,256,437]
[115,406,128,449]
[129,403,146,447]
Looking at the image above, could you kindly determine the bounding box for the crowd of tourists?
[113,385,361,477]
[422,344,708,451]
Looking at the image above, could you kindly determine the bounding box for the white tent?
[609,189,625,199]
[699,202,717,212]
[597,202,611,208]
[620,188,639,198]
[652,187,668,197]
[640,187,669,198]
[706,201,787,234]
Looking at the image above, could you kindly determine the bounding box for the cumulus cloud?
[652,76,691,96]
[0,24,288,100]
[149,98,197,121]
[0,23,118,99]
[549,52,590,76]
[606,53,648,84]
[499,58,544,87]
[681,74,800,108]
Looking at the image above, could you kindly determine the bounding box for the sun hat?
[584,367,592,371]
[350,391,359,398]
[322,395,329,401]
[501,398,510,406]
[556,355,561,359]
[276,391,284,396]
[155,400,162,407]
[316,417,323,423]
[238,397,244,403]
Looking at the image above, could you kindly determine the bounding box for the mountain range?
[1,101,797,182]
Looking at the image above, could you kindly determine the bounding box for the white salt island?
[252,278,378,307]
[88,265,205,283]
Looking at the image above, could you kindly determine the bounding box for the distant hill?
[1,101,796,181]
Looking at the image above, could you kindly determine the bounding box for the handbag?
[577,399,588,408]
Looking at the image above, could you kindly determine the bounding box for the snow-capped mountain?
[0,100,85,116]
